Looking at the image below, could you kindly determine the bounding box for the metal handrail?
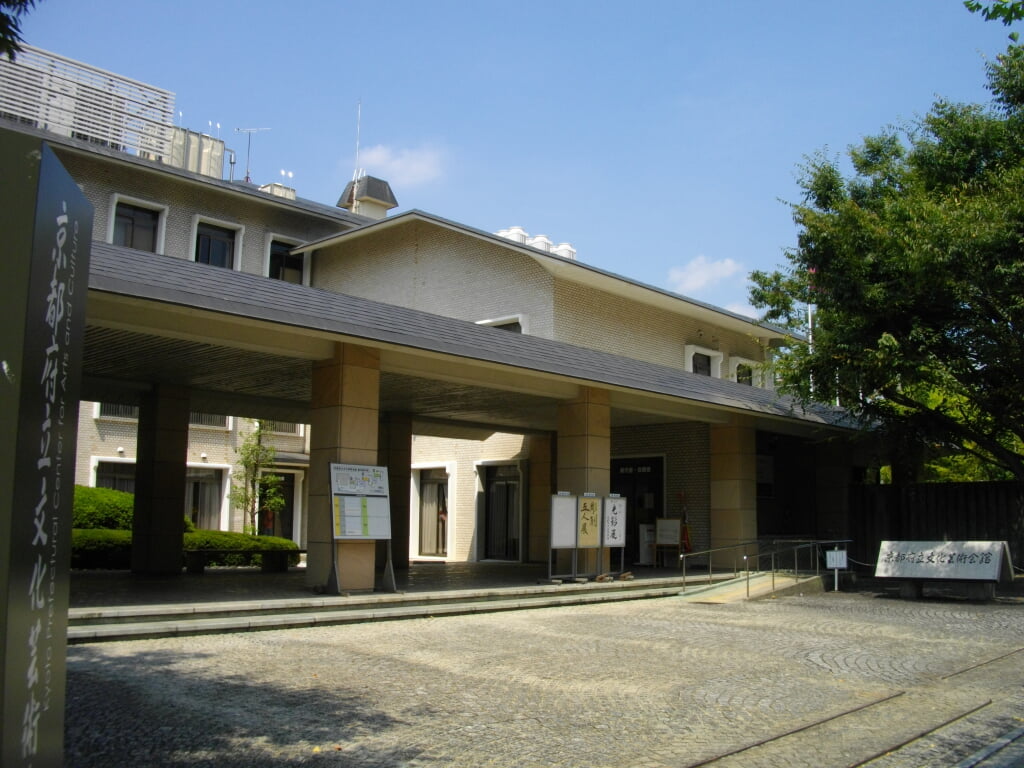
[680,538,853,594]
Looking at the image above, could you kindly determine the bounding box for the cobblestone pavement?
[65,590,1024,767]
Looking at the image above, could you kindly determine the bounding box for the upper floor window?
[95,403,228,428]
[189,412,229,428]
[110,195,166,253]
[264,419,302,435]
[113,203,159,252]
[477,315,526,334]
[269,240,304,284]
[97,402,139,420]
[728,356,766,388]
[195,222,237,269]
[684,344,723,378]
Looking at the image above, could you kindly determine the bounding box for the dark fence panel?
[849,482,1024,573]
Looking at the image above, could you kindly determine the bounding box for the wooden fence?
[848,481,1024,573]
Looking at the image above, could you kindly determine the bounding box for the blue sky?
[22,0,1016,317]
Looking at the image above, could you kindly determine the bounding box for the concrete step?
[68,572,829,643]
[66,575,697,643]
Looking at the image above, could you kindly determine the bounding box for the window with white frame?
[96,402,139,420]
[476,314,526,334]
[684,344,723,378]
[268,238,305,284]
[728,356,763,387]
[193,217,241,269]
[110,195,166,253]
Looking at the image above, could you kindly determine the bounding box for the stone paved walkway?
[64,589,1024,767]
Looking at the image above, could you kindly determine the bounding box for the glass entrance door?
[484,465,520,561]
[419,469,448,557]
[610,457,664,566]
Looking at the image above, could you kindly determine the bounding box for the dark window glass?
[96,461,136,494]
[693,352,712,376]
[98,402,139,419]
[492,321,522,333]
[114,203,159,252]
[189,412,228,427]
[737,364,753,386]
[269,241,304,283]
[196,223,235,268]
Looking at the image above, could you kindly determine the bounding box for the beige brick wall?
[313,222,557,337]
[58,152,347,276]
[553,279,765,373]
[612,422,711,552]
[412,432,529,561]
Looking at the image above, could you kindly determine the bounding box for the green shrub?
[71,528,132,569]
[184,530,300,567]
[73,485,134,530]
[69,525,301,570]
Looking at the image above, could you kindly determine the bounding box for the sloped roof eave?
[291,210,794,342]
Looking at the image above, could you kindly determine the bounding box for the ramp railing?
[680,538,853,595]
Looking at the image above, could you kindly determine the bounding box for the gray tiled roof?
[87,242,850,428]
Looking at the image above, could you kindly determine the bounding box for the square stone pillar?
[307,343,380,590]
[526,433,555,562]
[379,412,412,570]
[132,385,190,575]
[557,387,611,572]
[710,418,758,569]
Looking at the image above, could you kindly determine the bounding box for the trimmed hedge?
[73,485,134,530]
[185,530,300,567]
[70,528,300,569]
[71,528,132,569]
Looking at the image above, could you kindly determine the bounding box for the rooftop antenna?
[234,127,270,183]
[352,100,363,182]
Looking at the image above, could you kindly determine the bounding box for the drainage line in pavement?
[941,647,1024,680]
[682,690,906,767]
[850,699,993,768]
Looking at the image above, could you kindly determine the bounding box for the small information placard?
[875,541,1008,581]
[826,549,848,570]
[656,518,681,546]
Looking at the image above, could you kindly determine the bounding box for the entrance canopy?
[84,242,850,438]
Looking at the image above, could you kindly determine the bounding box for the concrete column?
[526,433,555,562]
[307,343,380,590]
[379,412,412,570]
[709,418,758,568]
[556,387,610,495]
[132,385,189,575]
[557,387,610,572]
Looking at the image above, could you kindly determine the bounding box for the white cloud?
[667,255,743,295]
[358,144,444,188]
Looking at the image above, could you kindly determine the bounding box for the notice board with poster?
[602,495,627,548]
[550,494,578,549]
[329,463,392,540]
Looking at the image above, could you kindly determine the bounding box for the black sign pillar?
[0,131,92,767]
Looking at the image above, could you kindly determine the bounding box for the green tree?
[750,43,1024,482]
[964,0,1024,26]
[228,419,286,534]
[1,0,36,60]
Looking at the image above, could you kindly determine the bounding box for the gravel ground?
[64,590,1024,767]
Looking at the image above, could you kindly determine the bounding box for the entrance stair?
[67,570,826,643]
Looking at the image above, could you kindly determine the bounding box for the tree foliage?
[227,420,286,534]
[750,43,1024,481]
[964,0,1024,27]
[1,0,36,60]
